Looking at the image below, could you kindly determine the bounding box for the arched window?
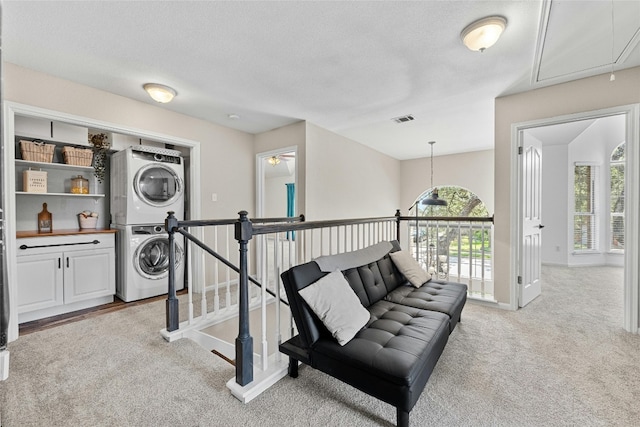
[610,142,625,251]
[415,186,489,217]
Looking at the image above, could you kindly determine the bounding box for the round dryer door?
[134,164,183,207]
[134,236,184,280]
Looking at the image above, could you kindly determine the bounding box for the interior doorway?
[255,147,297,283]
[256,148,297,219]
[513,105,639,332]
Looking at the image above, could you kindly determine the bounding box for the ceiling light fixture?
[461,16,507,52]
[268,156,281,166]
[143,83,177,103]
[422,141,447,206]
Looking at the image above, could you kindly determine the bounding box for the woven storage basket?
[20,140,55,163]
[23,168,47,193]
[62,146,94,166]
[78,215,98,229]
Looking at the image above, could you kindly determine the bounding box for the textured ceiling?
[3,1,639,160]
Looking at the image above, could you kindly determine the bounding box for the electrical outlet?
[211,193,218,202]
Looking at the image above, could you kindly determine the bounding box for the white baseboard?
[0,350,9,381]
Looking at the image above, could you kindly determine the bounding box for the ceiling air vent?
[392,114,414,124]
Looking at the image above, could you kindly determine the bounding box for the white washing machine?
[111,145,184,225]
[115,224,185,302]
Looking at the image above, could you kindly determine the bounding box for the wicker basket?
[62,146,94,166]
[20,140,55,163]
[78,215,98,229]
[23,168,47,193]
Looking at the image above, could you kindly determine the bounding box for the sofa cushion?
[312,300,449,387]
[299,270,371,346]
[385,280,467,332]
[389,250,431,288]
[281,261,330,348]
[314,241,394,272]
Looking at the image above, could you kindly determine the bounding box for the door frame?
[510,104,639,333]
[255,146,298,218]
[2,101,203,342]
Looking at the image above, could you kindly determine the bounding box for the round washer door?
[134,236,184,280]
[134,163,183,208]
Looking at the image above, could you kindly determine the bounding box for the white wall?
[399,149,494,216]
[304,122,400,220]
[567,116,626,266]
[539,115,627,266]
[540,142,569,265]
[3,63,256,337]
[254,122,306,218]
[495,66,640,306]
[264,173,293,218]
[4,63,256,221]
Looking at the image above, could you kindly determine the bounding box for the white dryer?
[115,224,185,302]
[111,145,184,225]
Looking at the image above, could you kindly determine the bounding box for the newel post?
[395,209,401,241]
[165,211,179,332]
[234,211,254,386]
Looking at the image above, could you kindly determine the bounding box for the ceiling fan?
[267,153,295,166]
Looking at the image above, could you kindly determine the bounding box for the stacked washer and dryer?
[111,146,185,302]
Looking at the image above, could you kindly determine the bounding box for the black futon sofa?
[279,241,467,427]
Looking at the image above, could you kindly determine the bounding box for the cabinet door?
[63,248,115,304]
[16,253,64,313]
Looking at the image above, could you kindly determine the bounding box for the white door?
[520,137,543,307]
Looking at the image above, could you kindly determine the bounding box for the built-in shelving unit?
[15,192,105,198]
[15,159,93,171]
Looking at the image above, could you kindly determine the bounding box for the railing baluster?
[225,226,231,309]
[186,226,194,324]
[213,226,219,314]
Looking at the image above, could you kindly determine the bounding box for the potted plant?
[88,133,110,183]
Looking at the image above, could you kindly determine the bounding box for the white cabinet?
[52,122,89,146]
[14,116,51,140]
[16,253,64,313]
[110,132,139,151]
[15,115,89,146]
[16,233,116,323]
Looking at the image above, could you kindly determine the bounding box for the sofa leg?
[397,408,409,427]
[288,357,299,378]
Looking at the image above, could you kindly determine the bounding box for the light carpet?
[1,265,639,426]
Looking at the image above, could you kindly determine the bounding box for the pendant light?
[422,141,447,206]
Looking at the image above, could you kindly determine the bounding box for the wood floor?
[18,289,188,336]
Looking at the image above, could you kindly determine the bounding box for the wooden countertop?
[17,228,118,238]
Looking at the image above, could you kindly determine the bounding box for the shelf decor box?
[20,140,55,163]
[62,146,93,166]
[23,168,47,193]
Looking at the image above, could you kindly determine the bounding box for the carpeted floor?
[1,265,638,426]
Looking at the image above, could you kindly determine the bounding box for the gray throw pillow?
[390,250,431,288]
[299,270,370,346]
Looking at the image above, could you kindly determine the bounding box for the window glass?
[610,142,625,251]
[574,164,597,251]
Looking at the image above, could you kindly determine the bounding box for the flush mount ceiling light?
[461,16,507,52]
[143,83,177,103]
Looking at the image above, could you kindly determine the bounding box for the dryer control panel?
[131,148,182,165]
